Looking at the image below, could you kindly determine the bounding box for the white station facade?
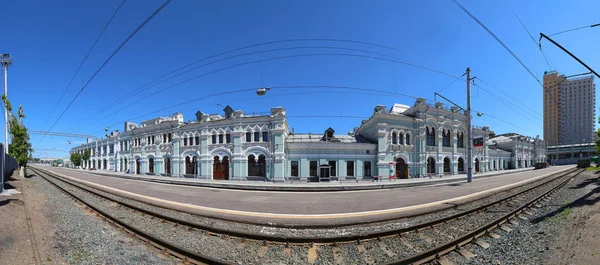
[71,98,547,181]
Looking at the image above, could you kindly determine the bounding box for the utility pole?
[1,54,11,155]
[467,67,473,183]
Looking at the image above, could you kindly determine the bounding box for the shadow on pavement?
[0,198,20,207]
[531,185,600,224]
[569,177,599,189]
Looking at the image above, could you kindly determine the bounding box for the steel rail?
[30,167,233,265]
[32,166,578,245]
[384,168,583,265]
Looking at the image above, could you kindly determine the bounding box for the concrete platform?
[31,165,575,227]
[56,166,535,192]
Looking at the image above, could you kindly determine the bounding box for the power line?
[475,78,543,117]
[549,23,600,37]
[76,45,455,127]
[452,0,542,86]
[473,83,541,124]
[84,85,430,135]
[503,0,554,70]
[42,0,172,139]
[77,53,461,130]
[43,0,126,129]
[437,73,466,93]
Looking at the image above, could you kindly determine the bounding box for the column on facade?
[452,129,458,174]
[115,139,120,172]
[271,119,287,181]
[199,130,210,178]
[140,138,147,174]
[172,132,181,177]
[436,128,443,175]
[416,119,427,177]
[231,127,244,180]
[155,136,161,175]
[376,123,389,178]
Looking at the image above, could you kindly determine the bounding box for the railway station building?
[71,98,547,181]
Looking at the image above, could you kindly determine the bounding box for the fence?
[1,143,19,192]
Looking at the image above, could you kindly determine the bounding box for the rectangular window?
[226,133,231,143]
[291,161,299,177]
[254,132,260,142]
[109,145,114,154]
[347,161,354,176]
[152,136,155,145]
[310,161,318,177]
[263,132,269,142]
[219,134,224,144]
[364,161,372,176]
[212,135,217,144]
[183,138,188,146]
[329,161,336,176]
[168,133,172,143]
[246,132,252,142]
[195,137,200,146]
[163,134,166,143]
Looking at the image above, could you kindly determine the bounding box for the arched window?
[443,157,450,173]
[442,129,451,147]
[399,133,404,145]
[458,157,464,172]
[427,157,436,174]
[406,133,410,145]
[148,157,154,173]
[257,155,267,177]
[247,155,256,176]
[123,158,128,172]
[426,127,436,146]
[457,132,465,148]
[391,132,397,144]
[185,157,194,175]
[135,158,140,174]
[164,157,171,175]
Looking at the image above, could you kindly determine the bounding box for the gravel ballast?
[28,172,181,265]
[31,167,581,264]
[452,170,598,265]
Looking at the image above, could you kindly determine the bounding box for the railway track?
[30,166,581,264]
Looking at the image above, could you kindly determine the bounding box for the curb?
[60,167,535,192]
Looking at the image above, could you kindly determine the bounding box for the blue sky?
[2,0,599,158]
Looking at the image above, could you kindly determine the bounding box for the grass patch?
[586,166,600,171]
[67,246,94,265]
[546,207,573,223]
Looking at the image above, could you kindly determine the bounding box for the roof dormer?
[223,105,234,119]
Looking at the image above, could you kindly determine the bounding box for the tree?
[70,152,82,167]
[2,95,32,168]
[595,128,600,154]
[82,149,90,165]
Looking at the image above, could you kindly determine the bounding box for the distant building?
[543,71,596,146]
[71,100,546,180]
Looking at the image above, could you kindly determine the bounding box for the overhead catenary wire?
[503,0,554,70]
[76,46,457,127]
[549,23,600,37]
[77,53,462,130]
[475,78,543,118]
[41,0,173,143]
[452,0,542,86]
[473,83,541,124]
[78,38,459,127]
[437,73,466,93]
[85,85,431,135]
[43,0,126,130]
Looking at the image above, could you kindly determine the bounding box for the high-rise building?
[543,71,596,146]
